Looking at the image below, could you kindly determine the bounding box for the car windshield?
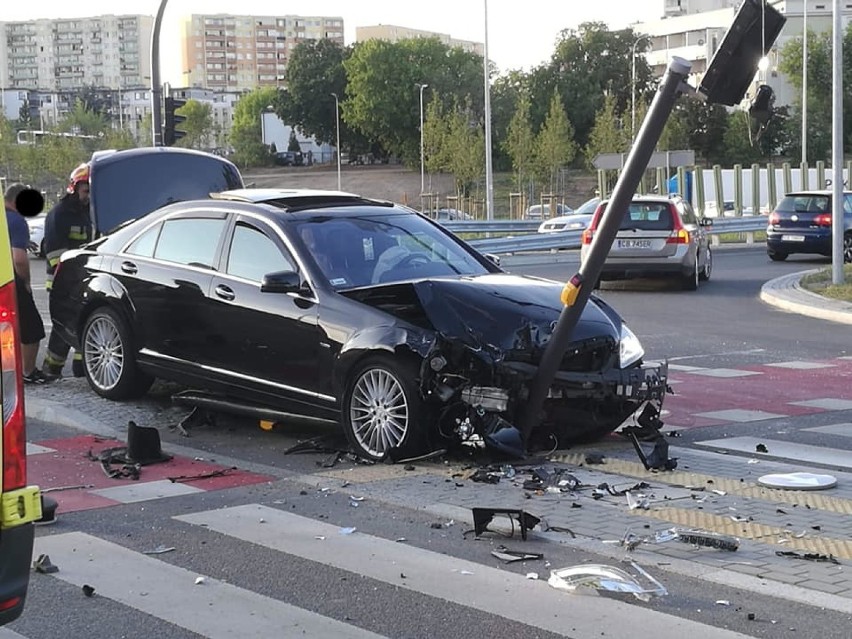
[575,198,600,215]
[295,212,490,289]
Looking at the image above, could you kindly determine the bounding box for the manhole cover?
[757,472,837,490]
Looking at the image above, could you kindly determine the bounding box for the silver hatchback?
[580,195,713,290]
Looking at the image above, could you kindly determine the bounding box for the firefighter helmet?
[66,163,90,194]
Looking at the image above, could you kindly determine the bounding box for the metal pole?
[483,0,495,219]
[418,83,428,197]
[519,56,693,445]
[831,0,844,284]
[150,0,169,146]
[331,92,341,191]
[260,110,266,146]
[802,0,808,164]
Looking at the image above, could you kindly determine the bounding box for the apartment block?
[355,25,484,57]
[181,14,344,92]
[0,15,153,91]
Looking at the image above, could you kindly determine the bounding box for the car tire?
[682,257,699,291]
[342,355,427,461]
[81,307,153,400]
[844,233,852,263]
[768,250,788,262]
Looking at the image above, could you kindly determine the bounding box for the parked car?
[525,203,572,220]
[50,188,668,461]
[274,151,304,167]
[0,191,42,626]
[434,207,473,222]
[765,190,852,262]
[26,212,45,257]
[538,197,600,233]
[581,195,713,290]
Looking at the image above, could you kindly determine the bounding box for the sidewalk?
[23,267,852,618]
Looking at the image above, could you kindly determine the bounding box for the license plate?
[781,234,805,242]
[617,239,652,249]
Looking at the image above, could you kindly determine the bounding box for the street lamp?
[631,34,651,140]
[331,92,341,191]
[483,0,495,220]
[802,0,808,164]
[417,83,429,196]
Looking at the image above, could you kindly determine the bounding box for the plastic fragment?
[548,562,667,602]
[82,584,95,597]
[675,529,739,551]
[33,554,59,574]
[142,545,176,555]
[339,527,357,535]
[716,600,731,606]
[526,572,539,580]
[490,546,544,563]
[194,577,206,585]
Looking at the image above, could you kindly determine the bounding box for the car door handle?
[214,284,235,301]
[120,261,138,275]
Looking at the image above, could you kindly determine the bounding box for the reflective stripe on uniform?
[68,232,88,241]
[72,352,82,362]
[44,351,65,367]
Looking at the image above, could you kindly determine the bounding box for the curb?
[760,270,852,325]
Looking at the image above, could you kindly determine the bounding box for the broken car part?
[548,562,668,602]
[757,472,838,491]
[674,529,740,552]
[776,551,840,564]
[490,546,544,563]
[470,508,541,541]
[628,433,677,471]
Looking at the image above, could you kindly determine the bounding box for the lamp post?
[417,83,429,197]
[631,34,650,140]
[802,0,808,165]
[331,92,341,191]
[483,0,495,220]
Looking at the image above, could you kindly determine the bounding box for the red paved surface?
[664,357,852,428]
[29,435,273,514]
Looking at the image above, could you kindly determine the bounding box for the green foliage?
[422,94,449,175]
[175,99,215,150]
[443,99,485,195]
[229,87,279,167]
[535,91,576,193]
[503,92,536,191]
[59,99,109,136]
[344,37,483,166]
[584,93,629,168]
[288,129,301,152]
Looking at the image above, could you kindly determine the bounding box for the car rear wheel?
[699,248,712,281]
[844,233,852,263]
[682,257,699,291]
[82,307,153,400]
[342,355,426,461]
[768,249,788,261]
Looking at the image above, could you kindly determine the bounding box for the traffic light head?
[163,96,187,146]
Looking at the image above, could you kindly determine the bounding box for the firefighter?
[41,163,93,379]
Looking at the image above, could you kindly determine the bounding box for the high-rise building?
[355,25,484,57]
[181,14,344,92]
[663,0,737,17]
[0,15,153,91]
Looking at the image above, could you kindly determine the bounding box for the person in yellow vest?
[41,163,93,379]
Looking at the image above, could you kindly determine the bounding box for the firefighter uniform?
[42,163,92,378]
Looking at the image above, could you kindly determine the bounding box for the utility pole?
[150,0,169,146]
[483,0,495,220]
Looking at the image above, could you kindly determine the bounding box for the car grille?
[559,336,618,372]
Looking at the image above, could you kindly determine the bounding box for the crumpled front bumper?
[551,360,669,401]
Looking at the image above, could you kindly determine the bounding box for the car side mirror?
[260,269,302,294]
[484,253,501,267]
[700,218,714,227]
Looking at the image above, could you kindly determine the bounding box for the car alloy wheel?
[82,307,153,400]
[699,247,712,281]
[844,233,852,263]
[682,256,699,291]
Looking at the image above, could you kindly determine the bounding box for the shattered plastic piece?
[500,465,517,478]
[584,453,605,465]
[548,562,667,602]
[470,469,501,484]
[194,576,206,585]
[747,459,760,464]
[526,572,539,580]
[395,537,407,542]
[142,545,176,555]
[675,529,739,551]
[339,527,357,535]
[315,536,326,540]
[712,489,727,496]
[471,508,540,540]
[490,546,544,563]
[82,584,95,597]
[716,600,731,606]
[349,501,360,508]
[755,443,769,453]
[33,554,59,574]
[758,472,837,490]
[626,492,650,510]
[349,495,365,502]
[775,551,840,564]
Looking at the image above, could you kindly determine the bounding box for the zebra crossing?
[1,506,756,639]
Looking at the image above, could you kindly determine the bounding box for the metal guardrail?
[439,217,768,254]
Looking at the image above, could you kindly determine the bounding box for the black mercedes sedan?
[50,189,667,460]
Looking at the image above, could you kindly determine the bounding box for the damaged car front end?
[344,274,668,459]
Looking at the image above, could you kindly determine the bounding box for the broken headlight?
[619,324,645,368]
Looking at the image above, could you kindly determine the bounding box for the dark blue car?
[766,190,852,262]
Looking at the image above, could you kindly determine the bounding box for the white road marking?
[26,443,55,455]
[693,409,787,422]
[804,423,852,437]
[684,368,762,378]
[789,398,852,410]
[696,436,852,469]
[176,505,752,639]
[766,361,836,370]
[35,532,386,639]
[0,628,27,639]
[90,479,204,503]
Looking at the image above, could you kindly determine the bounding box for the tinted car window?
[154,218,226,268]
[227,223,294,282]
[776,195,829,214]
[620,203,673,230]
[90,150,243,235]
[125,224,161,257]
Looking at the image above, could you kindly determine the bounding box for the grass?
[799,264,852,302]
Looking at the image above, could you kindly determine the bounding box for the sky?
[3,0,662,83]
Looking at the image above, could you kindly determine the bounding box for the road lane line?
[177,504,752,639]
[34,532,386,639]
[696,436,852,469]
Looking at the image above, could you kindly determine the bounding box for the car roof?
[211,188,395,212]
[782,190,852,196]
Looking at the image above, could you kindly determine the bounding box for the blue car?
[766,190,852,262]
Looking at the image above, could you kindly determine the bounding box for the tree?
[535,91,577,194]
[444,100,484,196]
[584,92,629,168]
[176,99,214,150]
[229,87,279,167]
[422,93,450,175]
[503,92,537,193]
[59,99,108,136]
[344,37,483,165]
[288,129,301,152]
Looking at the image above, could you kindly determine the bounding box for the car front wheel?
[699,247,712,281]
[844,233,852,263]
[82,307,153,400]
[342,356,426,461]
[768,249,788,261]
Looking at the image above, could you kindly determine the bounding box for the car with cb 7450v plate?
[49,173,668,461]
